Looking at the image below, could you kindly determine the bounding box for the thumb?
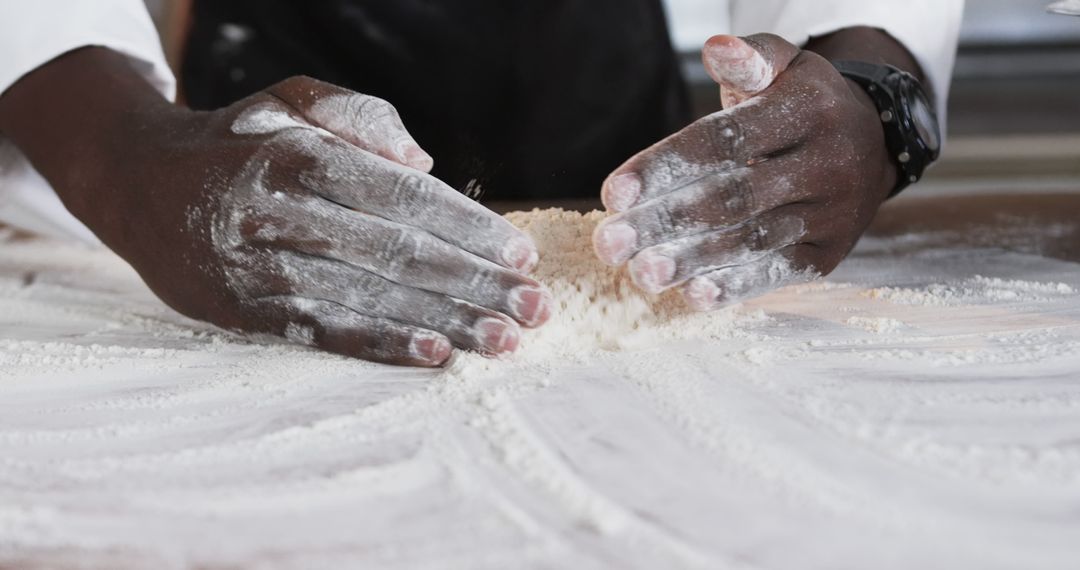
[267,76,435,172]
[702,34,800,109]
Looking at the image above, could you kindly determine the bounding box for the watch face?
[907,84,941,155]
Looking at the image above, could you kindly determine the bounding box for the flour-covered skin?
[705,35,775,110]
[3,51,548,366]
[595,34,900,310]
[198,79,554,365]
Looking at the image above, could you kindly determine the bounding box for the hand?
[151,77,558,365]
[0,48,556,367]
[593,34,897,310]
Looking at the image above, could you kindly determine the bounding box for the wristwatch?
[832,60,942,197]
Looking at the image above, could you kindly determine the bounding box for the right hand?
[109,77,552,367]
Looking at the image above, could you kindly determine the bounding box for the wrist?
[843,77,899,204]
[807,28,930,204]
[0,47,180,249]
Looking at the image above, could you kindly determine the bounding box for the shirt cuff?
[731,0,964,126]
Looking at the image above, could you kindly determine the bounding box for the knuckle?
[390,172,446,218]
[469,267,504,300]
[747,215,801,253]
[355,270,393,297]
[390,172,432,205]
[352,95,400,127]
[642,147,695,193]
[289,319,324,347]
[645,199,679,239]
[746,224,769,252]
[237,212,277,243]
[381,227,424,268]
[451,193,500,233]
[702,113,744,161]
[774,215,808,244]
[642,157,674,191]
[712,174,756,221]
[468,207,499,233]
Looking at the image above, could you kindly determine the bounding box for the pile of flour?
[459,209,755,365]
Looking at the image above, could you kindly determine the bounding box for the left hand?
[593,34,898,311]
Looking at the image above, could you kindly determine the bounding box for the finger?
[246,296,452,367]
[267,76,434,172]
[267,251,523,356]
[703,34,800,109]
[595,168,755,266]
[600,34,805,214]
[297,136,540,274]
[626,208,808,295]
[243,197,553,328]
[679,244,824,311]
[594,155,815,266]
[599,90,812,214]
[236,124,541,275]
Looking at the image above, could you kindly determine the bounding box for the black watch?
[832,60,942,197]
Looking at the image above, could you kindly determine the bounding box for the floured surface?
[1,207,1080,569]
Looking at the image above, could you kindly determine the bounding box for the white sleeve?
[730,0,964,122]
[0,0,177,243]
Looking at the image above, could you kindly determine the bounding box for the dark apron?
[182,0,691,202]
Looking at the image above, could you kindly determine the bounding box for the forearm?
[0,47,176,235]
[805,26,926,85]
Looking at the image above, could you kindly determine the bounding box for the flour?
[283,323,315,347]
[450,209,753,369]
[867,275,1076,306]
[231,104,306,135]
[217,101,549,361]
[845,316,905,334]
[307,94,435,171]
[2,207,1080,569]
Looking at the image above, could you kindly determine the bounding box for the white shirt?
[0,0,964,242]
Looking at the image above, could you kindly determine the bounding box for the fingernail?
[703,37,773,95]
[508,285,553,327]
[410,332,452,364]
[474,318,521,355]
[629,251,677,295]
[592,222,638,266]
[501,236,540,273]
[398,141,435,171]
[683,277,722,312]
[605,173,642,212]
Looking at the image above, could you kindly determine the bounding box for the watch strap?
[832,60,934,198]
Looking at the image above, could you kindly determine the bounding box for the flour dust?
[1,208,1080,569]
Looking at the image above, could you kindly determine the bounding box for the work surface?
[1,194,1079,569]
